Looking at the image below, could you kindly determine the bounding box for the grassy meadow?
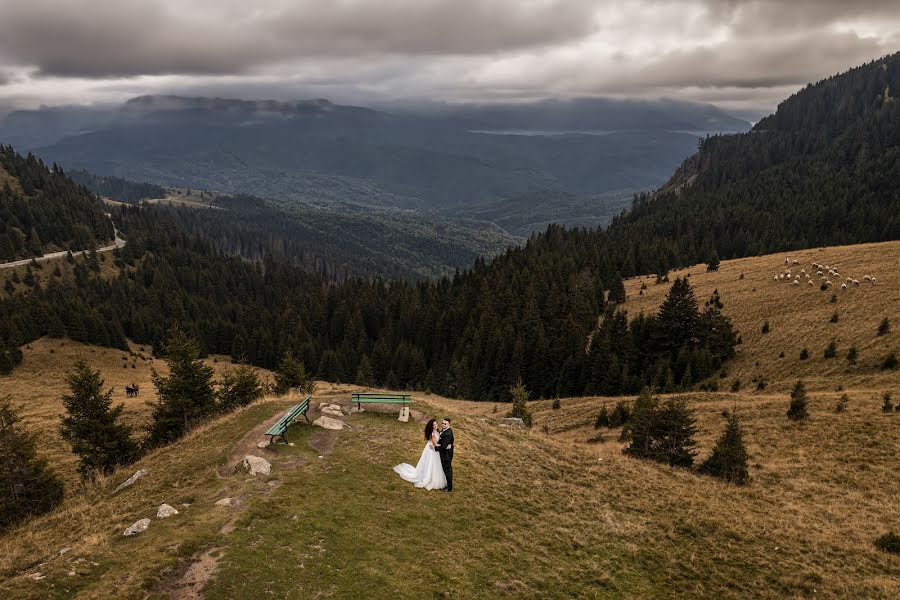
[0,242,898,598]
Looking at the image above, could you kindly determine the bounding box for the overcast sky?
[0,0,897,118]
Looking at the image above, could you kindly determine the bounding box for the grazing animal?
[785,258,790,264]
[871,277,877,285]
[864,275,871,281]
[792,259,799,265]
[853,279,859,286]
[825,280,832,287]
[841,283,847,289]
[125,383,140,398]
[793,280,800,285]
[808,280,814,286]
[846,277,853,283]
[817,271,823,277]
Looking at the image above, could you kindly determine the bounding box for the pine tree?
[60,361,139,479]
[882,392,894,413]
[699,412,749,484]
[355,355,374,387]
[878,318,890,336]
[706,250,720,272]
[787,381,809,421]
[218,365,265,412]
[608,272,626,304]
[507,376,532,427]
[147,327,217,447]
[623,388,658,457]
[594,404,610,428]
[0,399,64,531]
[653,397,698,467]
[273,352,310,395]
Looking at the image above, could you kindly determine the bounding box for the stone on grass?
[242,455,272,476]
[215,497,233,507]
[313,415,345,430]
[501,417,525,427]
[112,469,149,494]
[123,518,150,537]
[257,440,271,449]
[320,404,344,417]
[156,504,179,518]
[348,406,365,414]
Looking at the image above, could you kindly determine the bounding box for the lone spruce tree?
[147,327,216,447]
[507,377,532,427]
[0,399,64,531]
[787,380,809,421]
[60,361,139,479]
[699,412,749,484]
[218,365,265,413]
[273,352,312,395]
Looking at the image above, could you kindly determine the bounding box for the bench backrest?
[351,392,411,404]
[266,396,311,435]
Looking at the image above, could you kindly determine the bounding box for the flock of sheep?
[773,257,877,290]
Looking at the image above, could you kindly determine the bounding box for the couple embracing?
[393,417,454,492]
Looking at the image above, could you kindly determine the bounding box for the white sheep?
[825,280,833,287]
[841,283,847,290]
[817,271,823,277]
[785,258,790,264]
[864,275,871,281]
[871,277,877,285]
[793,280,800,285]
[846,277,853,283]
[808,280,814,286]
[792,259,799,265]
[853,279,859,286]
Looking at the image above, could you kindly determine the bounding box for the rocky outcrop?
[313,415,345,430]
[112,469,149,494]
[123,518,150,536]
[319,404,344,416]
[242,455,272,476]
[157,504,179,518]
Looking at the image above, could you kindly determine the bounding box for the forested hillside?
[165,195,521,281]
[67,169,166,204]
[0,147,113,262]
[598,53,900,275]
[2,55,898,400]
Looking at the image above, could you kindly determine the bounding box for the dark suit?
[435,427,454,491]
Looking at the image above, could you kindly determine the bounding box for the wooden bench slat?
[265,396,311,443]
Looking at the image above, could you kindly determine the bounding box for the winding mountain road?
[0,227,126,270]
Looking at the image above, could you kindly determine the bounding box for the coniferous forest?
[0,148,114,262]
[2,53,899,400]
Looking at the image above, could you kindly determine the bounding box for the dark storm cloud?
[0,0,896,114]
[0,0,597,78]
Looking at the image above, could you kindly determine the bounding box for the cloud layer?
[0,0,897,116]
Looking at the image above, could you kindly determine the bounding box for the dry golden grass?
[1,240,898,598]
[621,240,900,392]
[2,337,273,486]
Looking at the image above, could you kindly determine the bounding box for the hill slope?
[0,341,896,598]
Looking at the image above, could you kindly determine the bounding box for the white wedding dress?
[393,431,447,490]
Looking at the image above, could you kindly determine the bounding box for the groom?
[434,417,454,492]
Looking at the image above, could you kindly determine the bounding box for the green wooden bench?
[351,392,412,411]
[265,396,311,444]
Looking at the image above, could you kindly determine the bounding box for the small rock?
[68,571,76,577]
[123,518,150,537]
[257,440,271,449]
[348,406,365,414]
[58,547,72,556]
[215,497,233,507]
[156,504,179,518]
[242,455,272,476]
[181,503,191,508]
[112,469,149,494]
[27,572,45,581]
[288,442,295,446]
[320,404,344,416]
[501,417,525,427]
[312,416,345,430]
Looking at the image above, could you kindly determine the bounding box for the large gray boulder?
[313,415,345,430]
[242,455,272,476]
[123,518,150,536]
[112,469,149,494]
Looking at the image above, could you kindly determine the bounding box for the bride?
[393,419,447,490]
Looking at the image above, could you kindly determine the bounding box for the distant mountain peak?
[122,95,338,116]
